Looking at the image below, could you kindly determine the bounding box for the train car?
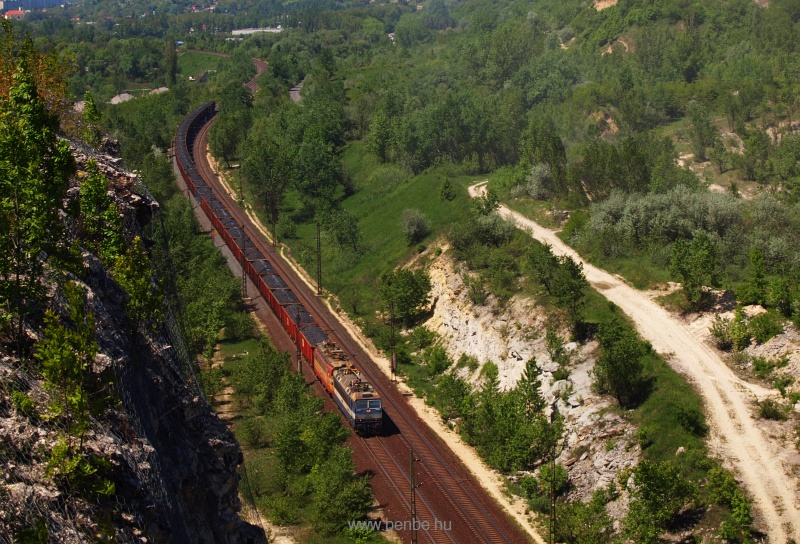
[175,100,383,435]
[331,366,383,435]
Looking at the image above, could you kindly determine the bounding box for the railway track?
[184,69,532,544]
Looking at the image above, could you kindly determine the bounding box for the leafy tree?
[593,317,646,407]
[209,82,252,167]
[520,117,567,194]
[685,99,717,161]
[400,208,429,245]
[0,59,74,352]
[472,188,500,216]
[36,282,98,450]
[293,125,342,207]
[379,268,431,327]
[394,14,432,47]
[739,245,767,305]
[624,461,697,543]
[80,91,101,147]
[319,206,362,254]
[670,232,718,309]
[241,134,292,241]
[113,236,163,329]
[310,447,373,535]
[555,489,614,544]
[79,160,124,263]
[164,36,177,86]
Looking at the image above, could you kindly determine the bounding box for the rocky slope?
[0,145,265,544]
[425,253,639,510]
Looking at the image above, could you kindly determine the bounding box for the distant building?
[5,9,25,19]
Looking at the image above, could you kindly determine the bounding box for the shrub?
[636,426,654,449]
[730,311,750,351]
[239,417,268,448]
[12,391,36,419]
[408,326,437,350]
[456,353,480,372]
[552,366,570,382]
[752,356,773,379]
[276,214,296,239]
[676,405,708,437]
[464,274,488,305]
[709,315,733,350]
[758,398,787,420]
[748,311,784,344]
[425,345,452,376]
[400,208,430,245]
[224,311,255,340]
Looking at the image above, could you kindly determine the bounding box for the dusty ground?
[594,0,618,10]
[470,181,800,542]
[207,161,548,543]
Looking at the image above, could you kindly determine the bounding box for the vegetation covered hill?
[8,0,800,540]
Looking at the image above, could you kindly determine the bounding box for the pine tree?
[0,59,75,353]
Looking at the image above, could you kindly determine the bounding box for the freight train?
[174,101,382,434]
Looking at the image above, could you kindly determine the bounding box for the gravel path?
[470,181,800,542]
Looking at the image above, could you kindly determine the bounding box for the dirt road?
[470,181,799,542]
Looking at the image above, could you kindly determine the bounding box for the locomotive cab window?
[355,400,368,410]
[368,400,381,410]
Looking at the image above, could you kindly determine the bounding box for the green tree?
[293,126,342,207]
[551,255,588,331]
[242,135,292,241]
[685,99,717,161]
[0,60,75,352]
[670,232,718,309]
[593,318,646,407]
[394,14,432,47]
[310,447,373,535]
[113,236,163,329]
[624,461,697,543]
[379,268,432,327]
[740,245,767,305]
[80,91,101,148]
[164,36,177,86]
[79,160,124,263]
[209,82,252,167]
[36,282,98,450]
[555,489,614,544]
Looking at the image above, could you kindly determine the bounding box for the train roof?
[334,368,378,399]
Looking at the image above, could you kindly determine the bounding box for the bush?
[748,311,784,344]
[12,391,37,419]
[709,315,733,350]
[239,417,268,448]
[224,311,255,340]
[636,425,654,449]
[425,345,453,376]
[408,326,437,350]
[758,398,787,420]
[400,208,430,245]
[276,214,296,240]
[675,406,708,437]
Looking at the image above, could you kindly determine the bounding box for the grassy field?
[178,51,224,80]
[240,141,476,324]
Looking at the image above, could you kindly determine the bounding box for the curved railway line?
[175,64,534,544]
